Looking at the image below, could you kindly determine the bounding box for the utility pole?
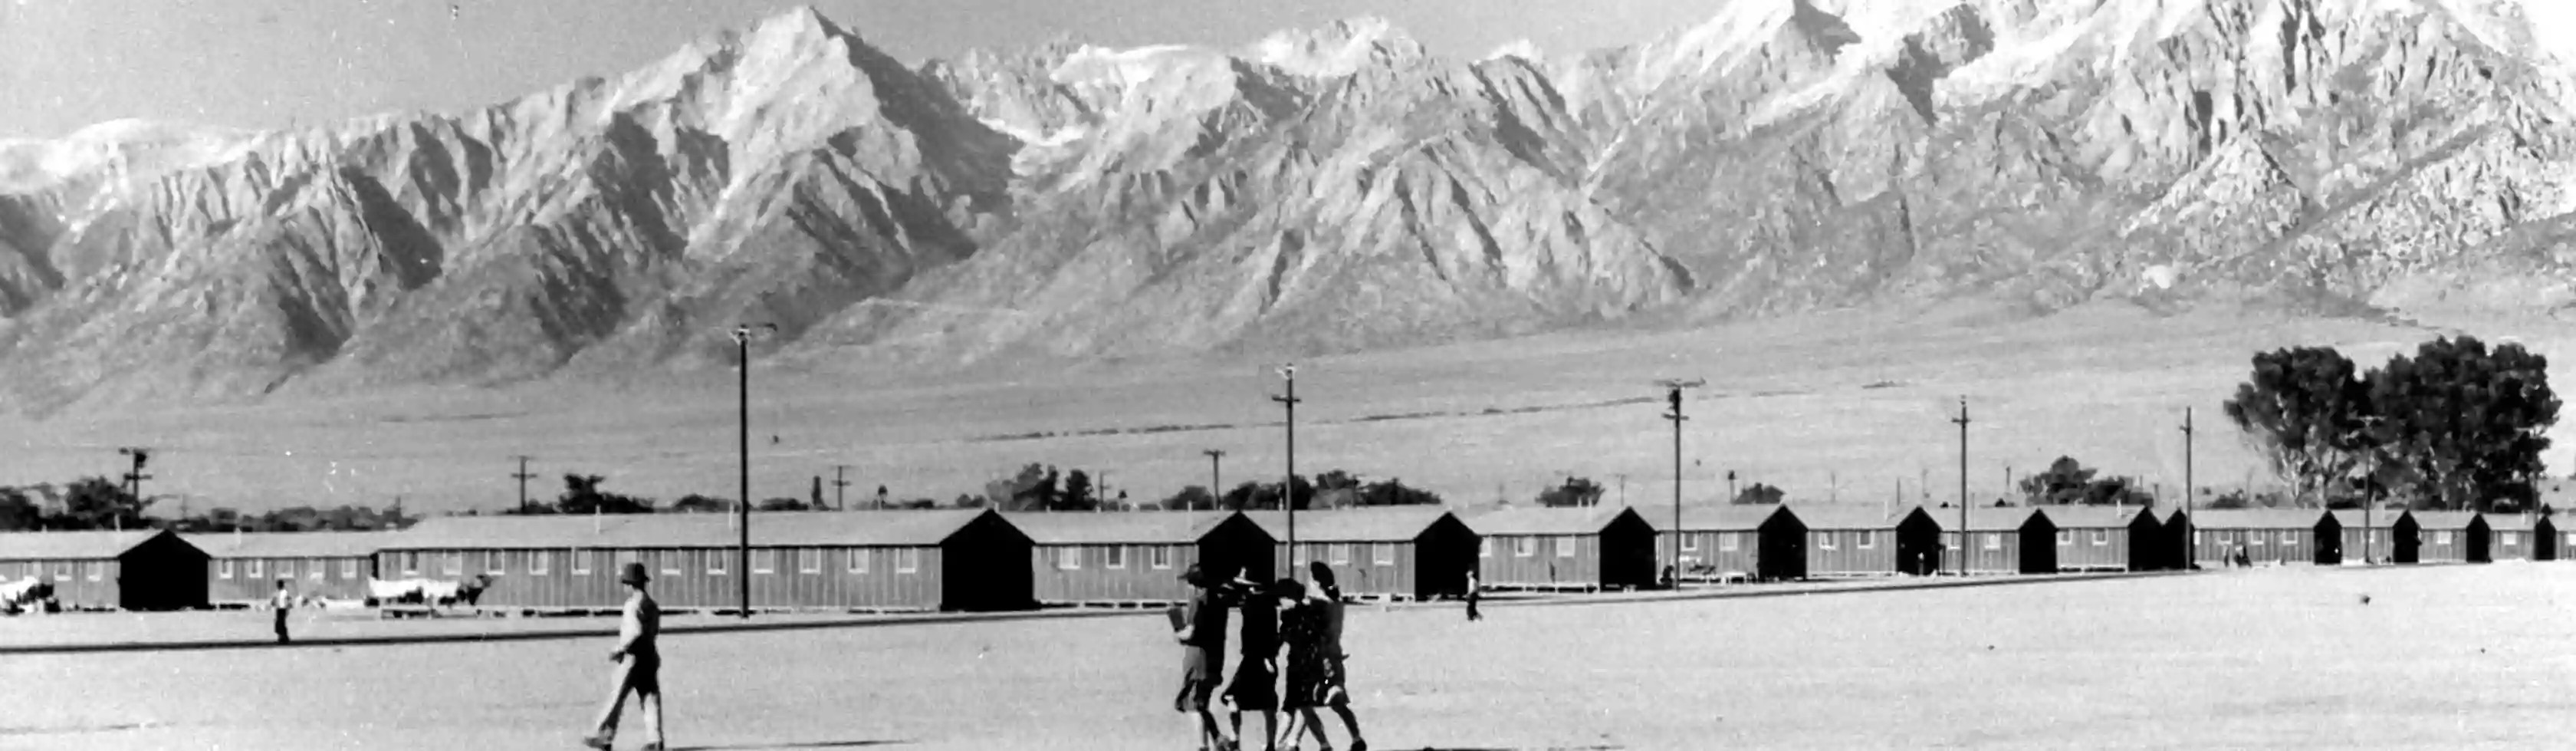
[1204,450,1226,506]
[2180,407,2194,570]
[117,448,153,512]
[832,466,850,511]
[2361,416,2377,565]
[1658,378,1704,589]
[1618,474,1629,507]
[731,322,777,620]
[1952,397,1970,577]
[1272,365,1302,576]
[511,456,536,514]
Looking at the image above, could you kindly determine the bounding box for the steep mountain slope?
[2,0,2574,415]
[1582,0,2576,318]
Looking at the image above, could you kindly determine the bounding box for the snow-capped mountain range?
[2,0,2573,415]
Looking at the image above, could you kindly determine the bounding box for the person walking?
[583,562,665,751]
[1284,564,1368,751]
[1222,587,1281,751]
[1464,570,1483,622]
[1174,563,1239,751]
[270,578,294,644]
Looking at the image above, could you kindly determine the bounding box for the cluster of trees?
[1158,470,1444,511]
[478,474,941,517]
[978,464,1125,511]
[1523,476,1786,506]
[1730,483,1786,505]
[2224,336,2559,512]
[0,478,159,532]
[0,477,418,532]
[2016,456,2156,507]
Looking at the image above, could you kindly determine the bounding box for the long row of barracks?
[0,504,2561,611]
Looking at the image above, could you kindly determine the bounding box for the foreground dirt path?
[5,564,2573,749]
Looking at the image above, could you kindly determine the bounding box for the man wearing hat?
[1173,562,1240,751]
[584,562,665,751]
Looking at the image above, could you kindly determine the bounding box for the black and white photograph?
[3,0,2576,747]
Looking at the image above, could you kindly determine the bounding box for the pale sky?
[0,0,1720,140]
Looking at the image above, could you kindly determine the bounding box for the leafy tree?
[1164,486,1218,511]
[2366,336,2560,512]
[50,476,151,530]
[1356,478,1443,506]
[1222,477,1315,510]
[0,487,38,531]
[2017,456,2098,504]
[0,488,39,530]
[556,474,654,515]
[1315,471,1363,492]
[758,497,812,512]
[1060,469,1095,511]
[2016,456,2153,506]
[1730,483,1786,505]
[669,495,731,513]
[1535,477,1605,508]
[2207,490,2252,510]
[2077,476,2155,508]
[2224,347,2374,506]
[952,493,987,509]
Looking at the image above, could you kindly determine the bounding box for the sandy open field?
[9,304,2571,516]
[4,564,2571,750]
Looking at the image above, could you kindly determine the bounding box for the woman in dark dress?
[1223,588,1282,751]
[1272,578,1357,751]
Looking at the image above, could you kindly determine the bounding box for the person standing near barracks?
[584,562,665,751]
[271,578,294,644]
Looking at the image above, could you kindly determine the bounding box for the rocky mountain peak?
[1250,16,1430,77]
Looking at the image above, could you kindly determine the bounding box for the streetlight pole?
[731,323,776,620]
[1271,365,1301,578]
[1953,397,1970,577]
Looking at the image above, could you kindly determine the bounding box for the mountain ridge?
[3,0,2574,417]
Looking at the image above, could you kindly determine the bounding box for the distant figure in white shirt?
[271,578,294,644]
[584,562,665,751]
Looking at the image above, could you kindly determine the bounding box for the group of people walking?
[1175,560,1372,751]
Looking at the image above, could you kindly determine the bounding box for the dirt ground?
[4,563,2571,750]
[17,305,2566,515]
